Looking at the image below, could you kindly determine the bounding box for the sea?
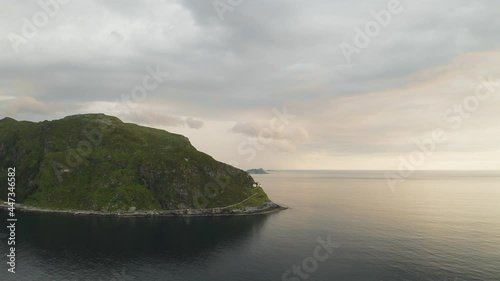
[1,170,499,281]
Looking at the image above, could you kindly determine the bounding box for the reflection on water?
[0,211,272,280]
[20,212,270,258]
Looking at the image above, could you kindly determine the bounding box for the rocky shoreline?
[0,201,287,218]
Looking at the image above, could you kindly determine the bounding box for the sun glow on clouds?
[279,50,500,170]
[123,50,500,170]
[1,1,500,170]
[2,50,500,170]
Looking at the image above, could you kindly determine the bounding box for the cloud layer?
[1,0,499,169]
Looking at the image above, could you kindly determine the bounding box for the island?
[0,114,284,216]
[246,168,268,174]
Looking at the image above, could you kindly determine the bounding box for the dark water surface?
[1,171,500,280]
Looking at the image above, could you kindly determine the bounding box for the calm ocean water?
[1,170,500,281]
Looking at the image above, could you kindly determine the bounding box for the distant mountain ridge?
[0,114,280,215]
[247,168,268,174]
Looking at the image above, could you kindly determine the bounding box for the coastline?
[0,201,287,218]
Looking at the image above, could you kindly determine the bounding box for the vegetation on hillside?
[0,114,272,212]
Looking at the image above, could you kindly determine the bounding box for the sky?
[0,0,499,170]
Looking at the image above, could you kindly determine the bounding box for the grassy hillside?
[0,114,271,212]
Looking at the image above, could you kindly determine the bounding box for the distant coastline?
[247,168,269,174]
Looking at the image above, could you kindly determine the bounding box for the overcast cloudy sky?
[1,0,500,170]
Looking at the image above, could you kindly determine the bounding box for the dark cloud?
[229,122,260,137]
[1,0,500,116]
[185,117,204,129]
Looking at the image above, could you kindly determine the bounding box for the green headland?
[0,114,282,216]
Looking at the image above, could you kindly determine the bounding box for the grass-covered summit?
[0,114,277,214]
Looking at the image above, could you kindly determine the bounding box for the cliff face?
[0,114,273,212]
